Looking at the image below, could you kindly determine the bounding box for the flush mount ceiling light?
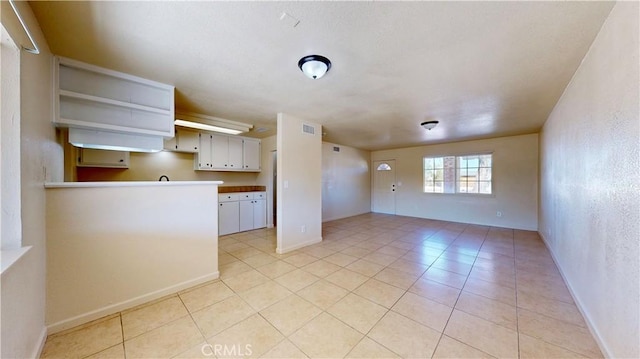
[298,55,331,79]
[421,120,439,130]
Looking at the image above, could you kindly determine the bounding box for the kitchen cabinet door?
[253,199,267,229]
[243,138,261,171]
[211,134,229,169]
[196,133,212,169]
[218,201,239,236]
[176,129,199,152]
[239,200,254,232]
[77,148,129,168]
[163,135,177,151]
[228,137,243,170]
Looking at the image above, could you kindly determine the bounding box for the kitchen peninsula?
[44,181,222,333]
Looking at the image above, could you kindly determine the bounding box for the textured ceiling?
[30,1,614,150]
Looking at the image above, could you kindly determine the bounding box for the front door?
[372,160,396,214]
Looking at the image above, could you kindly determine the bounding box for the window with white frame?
[423,153,492,194]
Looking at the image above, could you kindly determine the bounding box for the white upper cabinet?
[211,134,230,169]
[177,130,200,152]
[243,138,261,171]
[196,133,213,170]
[55,57,174,139]
[227,137,243,169]
[77,148,129,168]
[164,128,199,152]
[195,133,260,172]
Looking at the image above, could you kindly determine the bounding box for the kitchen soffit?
[29,1,614,150]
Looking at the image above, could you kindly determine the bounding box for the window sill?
[1,246,32,275]
[422,192,496,199]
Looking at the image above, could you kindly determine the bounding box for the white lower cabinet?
[239,200,255,232]
[218,192,267,236]
[218,194,240,236]
[253,199,267,228]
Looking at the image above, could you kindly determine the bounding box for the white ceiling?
[30,1,614,150]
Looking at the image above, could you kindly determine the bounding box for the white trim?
[31,327,48,359]
[539,232,611,358]
[58,57,174,91]
[56,118,173,138]
[276,237,322,254]
[46,271,219,334]
[44,181,223,189]
[0,246,32,275]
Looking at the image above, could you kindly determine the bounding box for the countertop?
[218,185,266,193]
[44,181,224,188]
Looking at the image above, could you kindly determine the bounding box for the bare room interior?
[1,1,638,359]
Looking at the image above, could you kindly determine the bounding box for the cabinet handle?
[220,203,223,206]
[119,159,124,162]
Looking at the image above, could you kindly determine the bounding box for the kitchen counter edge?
[44,181,224,188]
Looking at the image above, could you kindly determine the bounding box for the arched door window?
[376,163,392,171]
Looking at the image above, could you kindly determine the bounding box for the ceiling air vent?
[302,124,315,135]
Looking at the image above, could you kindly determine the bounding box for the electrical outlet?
[301,225,306,233]
[496,211,502,217]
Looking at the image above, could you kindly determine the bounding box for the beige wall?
[371,133,538,230]
[75,149,259,185]
[322,142,371,222]
[539,3,639,357]
[45,183,219,332]
[1,2,63,358]
[1,25,21,250]
[276,113,322,253]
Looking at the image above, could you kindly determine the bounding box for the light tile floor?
[40,213,603,358]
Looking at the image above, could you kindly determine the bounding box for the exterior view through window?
[424,154,492,194]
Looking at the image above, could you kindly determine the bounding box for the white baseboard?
[322,210,370,223]
[538,232,611,358]
[31,326,48,359]
[46,271,220,334]
[276,237,322,254]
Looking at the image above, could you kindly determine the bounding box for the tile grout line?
[511,234,593,358]
[513,228,521,359]
[120,313,127,359]
[429,223,491,358]
[175,293,210,356]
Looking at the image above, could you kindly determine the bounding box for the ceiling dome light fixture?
[421,120,439,130]
[298,55,331,79]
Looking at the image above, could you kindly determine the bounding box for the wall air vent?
[333,146,340,152]
[302,124,315,135]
